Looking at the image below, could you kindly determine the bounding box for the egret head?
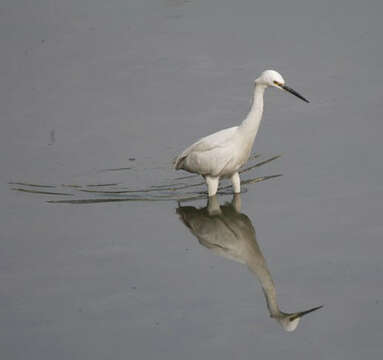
[276,305,323,332]
[256,69,310,103]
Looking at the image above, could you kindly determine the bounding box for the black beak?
[281,84,310,103]
[290,305,323,321]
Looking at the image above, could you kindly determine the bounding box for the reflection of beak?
[290,305,323,321]
[281,84,310,103]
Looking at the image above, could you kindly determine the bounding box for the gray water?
[1,0,383,358]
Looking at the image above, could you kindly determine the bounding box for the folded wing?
[174,126,238,176]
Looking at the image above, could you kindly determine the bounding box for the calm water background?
[1,0,383,358]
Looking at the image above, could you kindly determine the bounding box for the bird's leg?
[231,172,241,194]
[232,193,242,212]
[205,176,219,197]
[207,195,221,215]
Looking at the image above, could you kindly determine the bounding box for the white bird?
[177,195,322,332]
[174,70,309,196]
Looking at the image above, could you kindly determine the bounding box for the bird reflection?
[177,195,322,331]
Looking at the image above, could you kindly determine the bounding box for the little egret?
[174,70,309,196]
[177,195,322,331]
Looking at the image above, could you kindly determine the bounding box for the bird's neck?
[261,280,281,318]
[247,253,281,317]
[239,83,266,136]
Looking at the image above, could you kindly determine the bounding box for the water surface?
[1,1,383,359]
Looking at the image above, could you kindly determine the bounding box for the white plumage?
[177,195,323,331]
[174,69,309,196]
